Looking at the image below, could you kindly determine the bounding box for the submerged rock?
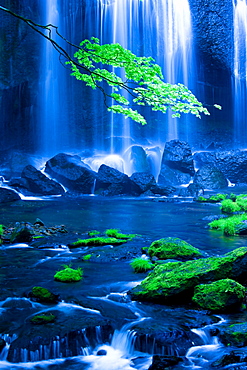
[129,247,247,305]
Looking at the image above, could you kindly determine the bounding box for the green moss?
[88,230,100,236]
[148,237,202,261]
[30,313,55,325]
[220,199,241,214]
[0,225,4,236]
[69,237,127,247]
[192,279,246,311]
[54,266,83,282]
[196,194,227,203]
[130,247,247,304]
[221,323,247,347]
[130,258,153,273]
[197,196,208,202]
[31,286,57,303]
[209,214,247,235]
[82,254,92,261]
[105,228,135,240]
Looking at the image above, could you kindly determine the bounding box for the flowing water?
[233,0,247,148]
[1,198,247,369]
[40,0,195,160]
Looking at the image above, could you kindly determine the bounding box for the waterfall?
[58,0,194,160]
[233,0,247,148]
[39,0,69,155]
[96,0,194,151]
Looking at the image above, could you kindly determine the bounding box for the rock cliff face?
[0,0,41,151]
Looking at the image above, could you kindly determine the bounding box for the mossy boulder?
[220,323,247,347]
[30,286,59,303]
[129,247,247,304]
[30,313,56,325]
[148,237,203,261]
[192,279,246,312]
[54,266,83,282]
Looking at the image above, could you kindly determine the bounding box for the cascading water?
[41,0,195,175]
[96,0,194,149]
[39,0,69,156]
[233,0,247,148]
[60,0,195,177]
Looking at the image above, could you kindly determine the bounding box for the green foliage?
[196,194,227,203]
[148,237,202,261]
[130,258,153,273]
[30,313,55,324]
[82,254,92,261]
[67,38,217,124]
[31,286,57,303]
[192,279,246,311]
[105,228,135,240]
[0,224,4,235]
[69,237,127,247]
[220,199,241,214]
[209,214,247,235]
[54,265,83,282]
[88,230,100,236]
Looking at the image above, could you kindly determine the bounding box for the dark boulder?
[161,140,195,176]
[148,355,183,370]
[150,184,176,196]
[0,187,21,203]
[193,165,228,189]
[95,164,133,196]
[158,164,192,186]
[45,153,97,194]
[193,150,247,184]
[177,183,204,197]
[130,172,156,194]
[21,165,65,195]
[10,222,35,243]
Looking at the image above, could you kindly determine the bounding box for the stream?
[1,196,247,369]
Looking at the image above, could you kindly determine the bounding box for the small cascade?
[185,316,226,368]
[233,0,247,148]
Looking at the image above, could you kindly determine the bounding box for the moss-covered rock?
[192,279,246,312]
[129,247,247,304]
[30,313,56,325]
[220,323,247,347]
[30,286,59,303]
[68,237,127,248]
[148,237,202,261]
[54,266,83,282]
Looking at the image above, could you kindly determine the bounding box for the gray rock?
[193,165,228,189]
[45,153,97,194]
[21,165,65,195]
[0,187,21,203]
[95,164,133,196]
